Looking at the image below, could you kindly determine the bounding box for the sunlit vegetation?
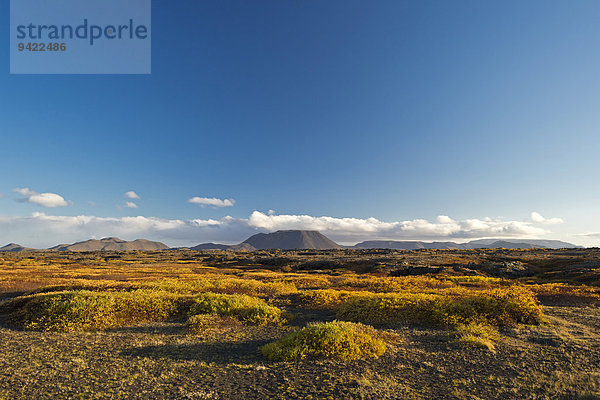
[260,321,386,361]
[189,292,288,325]
[4,290,190,332]
[455,322,501,352]
[0,249,599,398]
[336,286,543,328]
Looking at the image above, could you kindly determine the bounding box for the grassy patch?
[189,292,288,325]
[455,322,501,352]
[6,290,190,332]
[261,321,386,361]
[187,314,243,335]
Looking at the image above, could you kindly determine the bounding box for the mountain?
[467,239,580,249]
[189,242,257,251]
[353,239,580,250]
[49,237,169,251]
[0,243,36,252]
[473,240,544,249]
[189,243,232,250]
[227,243,257,251]
[242,230,342,250]
[354,241,469,250]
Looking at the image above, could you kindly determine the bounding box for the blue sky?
[2,0,600,247]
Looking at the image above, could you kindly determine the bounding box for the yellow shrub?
[297,289,374,310]
[260,321,386,361]
[149,278,297,296]
[187,314,242,334]
[337,285,543,328]
[455,322,501,351]
[8,290,190,332]
[335,276,455,293]
[189,292,288,325]
[442,276,503,285]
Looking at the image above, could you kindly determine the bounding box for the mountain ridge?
[49,237,169,252]
[353,238,580,250]
[1,233,582,252]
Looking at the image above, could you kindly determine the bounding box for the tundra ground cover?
[0,249,599,399]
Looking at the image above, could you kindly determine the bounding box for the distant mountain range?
[0,237,168,252]
[353,238,580,250]
[49,237,169,251]
[0,231,582,252]
[189,232,580,251]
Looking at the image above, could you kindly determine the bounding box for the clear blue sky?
[2,0,600,247]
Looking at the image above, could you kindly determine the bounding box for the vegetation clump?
[187,314,242,334]
[260,321,386,361]
[189,292,288,325]
[455,322,501,352]
[140,277,298,297]
[297,289,374,310]
[337,286,543,328]
[7,290,189,332]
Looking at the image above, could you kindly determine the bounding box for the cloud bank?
[188,197,235,208]
[13,188,69,208]
[0,210,554,248]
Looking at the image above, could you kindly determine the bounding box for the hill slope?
[49,237,169,251]
[354,241,470,250]
[0,243,36,252]
[242,230,342,250]
[353,238,580,250]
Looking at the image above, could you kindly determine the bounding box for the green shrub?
[189,292,287,325]
[261,321,386,361]
[8,290,190,332]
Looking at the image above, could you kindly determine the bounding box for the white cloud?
[13,187,69,208]
[125,202,138,209]
[247,211,549,240]
[13,188,36,197]
[530,211,563,225]
[574,232,600,238]
[0,211,555,249]
[188,197,235,208]
[125,191,140,200]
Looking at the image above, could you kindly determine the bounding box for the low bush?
[145,278,297,297]
[455,322,501,351]
[442,276,503,285]
[337,286,543,328]
[28,277,298,298]
[335,276,454,293]
[189,292,287,325]
[260,321,386,361]
[187,314,242,334]
[8,290,190,332]
[297,289,374,310]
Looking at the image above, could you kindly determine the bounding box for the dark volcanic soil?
[0,305,598,399]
